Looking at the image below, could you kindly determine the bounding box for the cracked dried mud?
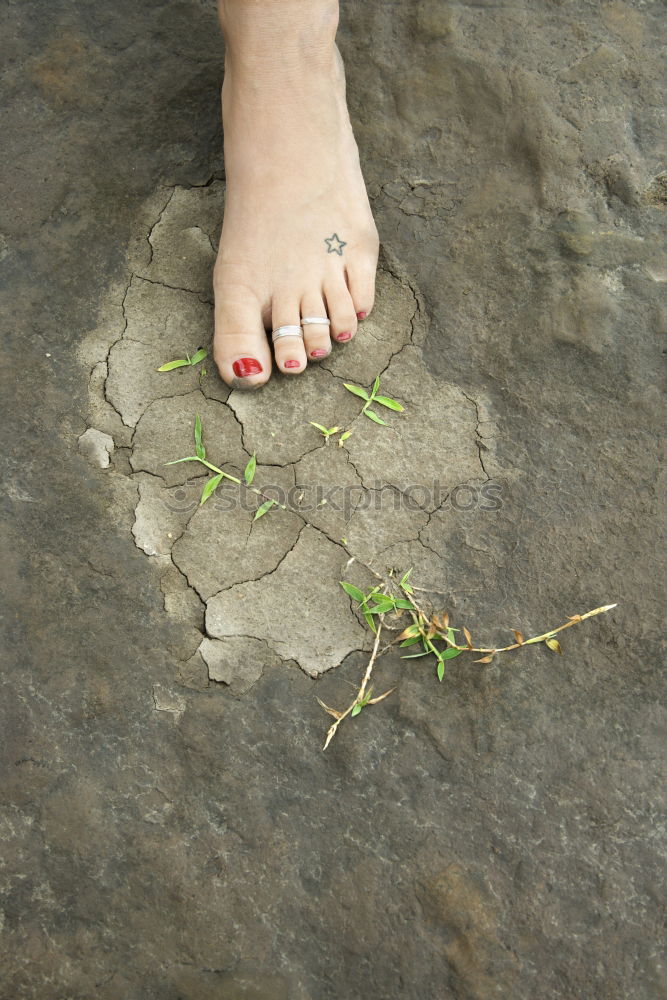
[80,179,493,678]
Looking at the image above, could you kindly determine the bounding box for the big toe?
[213,282,272,389]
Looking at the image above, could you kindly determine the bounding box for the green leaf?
[400,569,413,586]
[364,409,388,426]
[194,415,205,461]
[372,375,381,397]
[402,651,430,659]
[441,647,462,660]
[309,422,328,434]
[200,473,223,505]
[244,453,256,486]
[157,358,190,371]
[339,430,352,442]
[393,599,414,610]
[399,635,422,647]
[164,455,200,465]
[189,348,207,366]
[363,610,377,634]
[340,581,366,603]
[343,383,370,401]
[374,395,405,411]
[253,499,276,521]
[351,704,362,717]
[368,597,395,614]
[437,660,445,682]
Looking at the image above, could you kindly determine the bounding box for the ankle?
[219,0,339,71]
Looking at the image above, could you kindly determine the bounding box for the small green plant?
[344,375,405,426]
[165,415,284,516]
[308,423,354,447]
[319,571,617,749]
[309,422,340,443]
[253,499,276,521]
[340,580,413,634]
[157,348,207,372]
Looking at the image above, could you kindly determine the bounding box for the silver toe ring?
[301,316,331,326]
[272,325,304,343]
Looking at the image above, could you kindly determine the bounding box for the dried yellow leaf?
[323,725,338,751]
[512,629,525,645]
[545,638,562,654]
[463,627,473,650]
[368,686,397,705]
[316,697,342,720]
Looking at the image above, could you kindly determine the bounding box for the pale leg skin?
[213,0,379,388]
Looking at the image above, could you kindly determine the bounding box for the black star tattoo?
[324,233,347,256]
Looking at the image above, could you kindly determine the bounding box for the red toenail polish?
[357,311,367,320]
[310,349,328,358]
[284,360,301,369]
[233,358,262,377]
[337,332,352,342]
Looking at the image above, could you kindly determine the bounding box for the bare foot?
[213,0,379,388]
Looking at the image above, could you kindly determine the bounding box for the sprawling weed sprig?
[319,571,616,749]
[166,415,284,518]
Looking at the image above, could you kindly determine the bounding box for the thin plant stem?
[320,597,395,750]
[320,574,617,746]
[396,585,617,654]
[358,618,383,702]
[195,457,286,509]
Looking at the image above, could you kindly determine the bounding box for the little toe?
[324,278,358,343]
[301,295,332,361]
[213,286,272,389]
[272,300,307,374]
[346,255,377,321]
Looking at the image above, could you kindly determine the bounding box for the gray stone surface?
[1,1,664,998]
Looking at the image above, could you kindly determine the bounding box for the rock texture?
[0,1,664,999]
